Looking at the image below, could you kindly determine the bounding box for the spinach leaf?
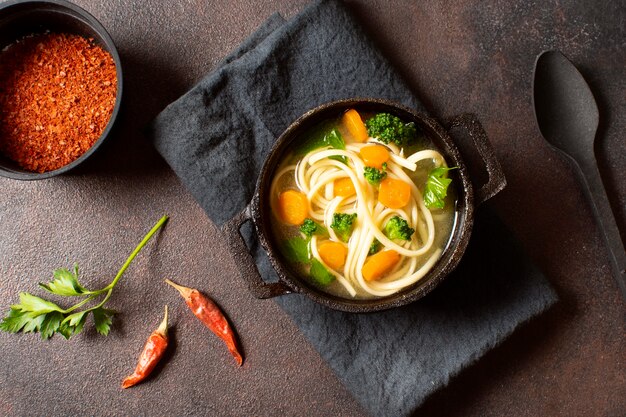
[309,259,335,286]
[280,238,310,263]
[294,122,346,165]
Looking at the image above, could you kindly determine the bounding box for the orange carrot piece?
[334,177,356,197]
[342,109,369,142]
[277,190,308,225]
[362,250,401,281]
[378,178,411,209]
[318,241,347,270]
[360,145,390,169]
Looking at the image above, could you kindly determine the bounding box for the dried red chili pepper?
[165,279,243,366]
[122,306,169,389]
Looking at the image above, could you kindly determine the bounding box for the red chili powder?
[0,33,117,173]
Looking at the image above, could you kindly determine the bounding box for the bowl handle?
[221,204,293,299]
[445,113,506,206]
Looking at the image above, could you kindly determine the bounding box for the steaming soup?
[270,109,457,299]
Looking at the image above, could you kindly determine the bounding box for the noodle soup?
[269,109,457,299]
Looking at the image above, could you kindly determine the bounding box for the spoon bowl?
[534,51,599,159]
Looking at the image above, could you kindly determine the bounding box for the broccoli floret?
[384,216,415,241]
[369,239,381,255]
[364,162,387,185]
[299,218,327,238]
[331,213,357,242]
[365,113,417,146]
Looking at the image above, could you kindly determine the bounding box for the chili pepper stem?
[157,305,168,337]
[164,279,193,299]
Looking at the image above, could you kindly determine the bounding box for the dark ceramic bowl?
[223,99,506,313]
[0,0,122,180]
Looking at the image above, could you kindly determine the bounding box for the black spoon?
[533,50,626,300]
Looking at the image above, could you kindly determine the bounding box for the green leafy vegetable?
[280,237,335,287]
[384,216,415,241]
[0,308,34,333]
[39,264,86,296]
[92,307,115,336]
[40,312,64,340]
[15,292,64,315]
[324,128,347,164]
[424,167,456,209]
[295,123,346,158]
[364,162,387,185]
[365,113,418,146]
[325,128,345,152]
[299,218,328,239]
[330,213,357,242]
[309,259,335,286]
[0,216,168,340]
[369,240,381,255]
[281,237,310,263]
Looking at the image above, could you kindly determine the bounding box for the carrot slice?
[334,177,356,197]
[318,241,347,270]
[378,178,411,209]
[362,250,401,281]
[360,145,390,169]
[277,190,308,225]
[342,109,369,142]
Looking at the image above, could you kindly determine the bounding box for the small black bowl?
[0,0,123,180]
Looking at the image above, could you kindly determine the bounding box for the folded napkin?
[150,1,558,415]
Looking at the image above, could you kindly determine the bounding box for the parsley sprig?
[0,215,168,340]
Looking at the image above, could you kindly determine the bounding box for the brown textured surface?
[0,0,624,416]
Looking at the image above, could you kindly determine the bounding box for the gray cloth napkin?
[150,1,558,415]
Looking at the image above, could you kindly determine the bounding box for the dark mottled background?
[0,1,624,416]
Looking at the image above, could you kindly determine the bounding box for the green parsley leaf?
[62,310,87,327]
[22,313,46,333]
[92,307,115,336]
[14,292,64,315]
[0,307,31,333]
[57,322,74,339]
[40,311,64,340]
[39,264,87,296]
[58,311,88,340]
[309,259,335,286]
[424,167,456,209]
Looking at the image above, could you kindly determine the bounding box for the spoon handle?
[576,157,626,299]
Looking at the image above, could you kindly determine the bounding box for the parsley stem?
[103,215,168,291]
[63,216,168,314]
[63,294,99,314]
[67,289,113,316]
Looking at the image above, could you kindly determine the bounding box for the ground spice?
[0,33,117,173]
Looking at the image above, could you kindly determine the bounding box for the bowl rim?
[249,98,475,313]
[0,0,123,180]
